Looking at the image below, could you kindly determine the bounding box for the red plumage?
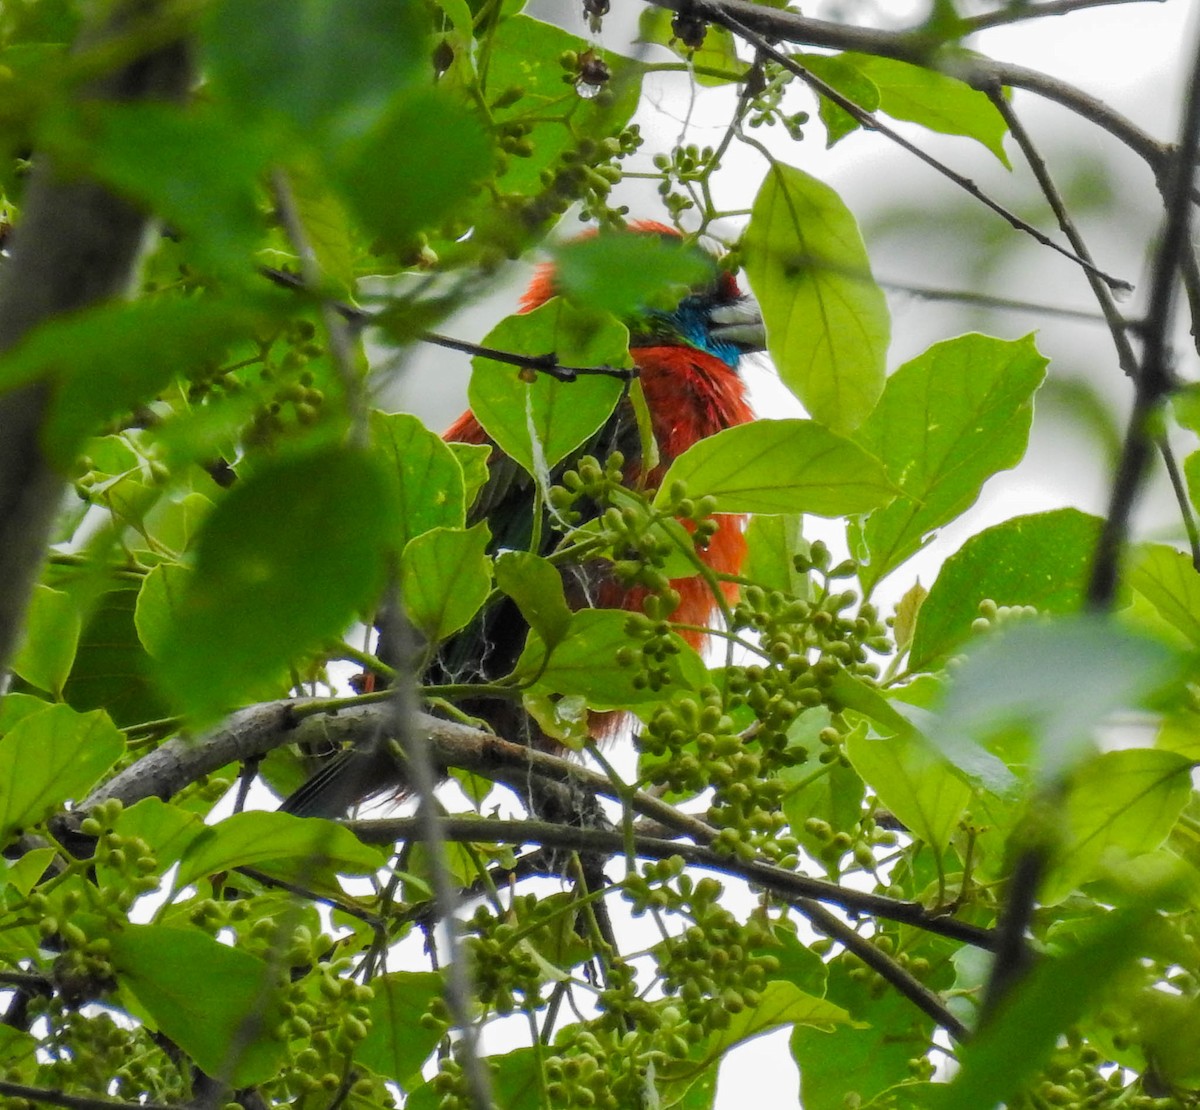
[282,224,760,816]
[444,230,755,653]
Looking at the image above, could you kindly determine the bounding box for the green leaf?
[98,799,205,888]
[520,609,706,710]
[0,298,255,464]
[653,419,895,516]
[744,513,809,598]
[401,523,492,644]
[76,102,266,277]
[782,709,865,875]
[337,87,493,249]
[1041,748,1194,904]
[842,53,1011,167]
[935,905,1157,1110]
[793,959,935,1110]
[854,333,1048,591]
[371,411,466,551]
[846,728,971,855]
[110,924,286,1087]
[0,705,123,841]
[796,52,880,146]
[202,0,427,146]
[62,587,171,728]
[468,299,629,474]
[357,971,446,1088]
[157,447,394,722]
[175,811,384,890]
[933,615,1181,784]
[744,163,889,433]
[910,509,1103,671]
[448,441,492,513]
[135,563,192,659]
[1128,543,1200,648]
[551,232,716,318]
[494,551,572,651]
[11,585,80,697]
[657,981,856,1104]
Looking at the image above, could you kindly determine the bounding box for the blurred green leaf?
[202,0,427,146]
[551,232,715,318]
[745,162,889,434]
[0,298,256,464]
[11,585,80,697]
[936,905,1157,1110]
[337,87,492,250]
[74,102,266,276]
[157,447,394,722]
[932,615,1181,784]
[854,333,1048,592]
[135,563,191,659]
[654,419,896,516]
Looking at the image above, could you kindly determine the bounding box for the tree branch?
[1088,20,1200,606]
[0,5,191,677]
[958,0,1165,35]
[644,0,1169,172]
[351,814,997,952]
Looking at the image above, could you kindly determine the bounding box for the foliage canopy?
[1,1,1199,1109]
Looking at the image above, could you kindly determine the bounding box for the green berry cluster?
[969,596,1039,635]
[463,896,555,1015]
[650,143,717,220]
[744,64,810,140]
[31,1009,184,1102]
[804,803,898,873]
[625,863,779,1029]
[1006,1036,1142,1108]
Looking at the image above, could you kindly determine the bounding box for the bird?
[280,221,765,817]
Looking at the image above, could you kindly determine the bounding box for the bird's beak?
[709,291,767,353]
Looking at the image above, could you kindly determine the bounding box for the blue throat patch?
[642,295,742,370]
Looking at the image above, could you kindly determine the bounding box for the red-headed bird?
[282,222,764,817]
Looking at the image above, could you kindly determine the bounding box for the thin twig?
[997,90,1200,571]
[959,0,1165,35]
[376,596,494,1110]
[350,816,998,952]
[711,5,1133,295]
[259,267,635,383]
[0,1080,176,1110]
[877,277,1115,324]
[1088,21,1200,607]
[644,0,1170,172]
